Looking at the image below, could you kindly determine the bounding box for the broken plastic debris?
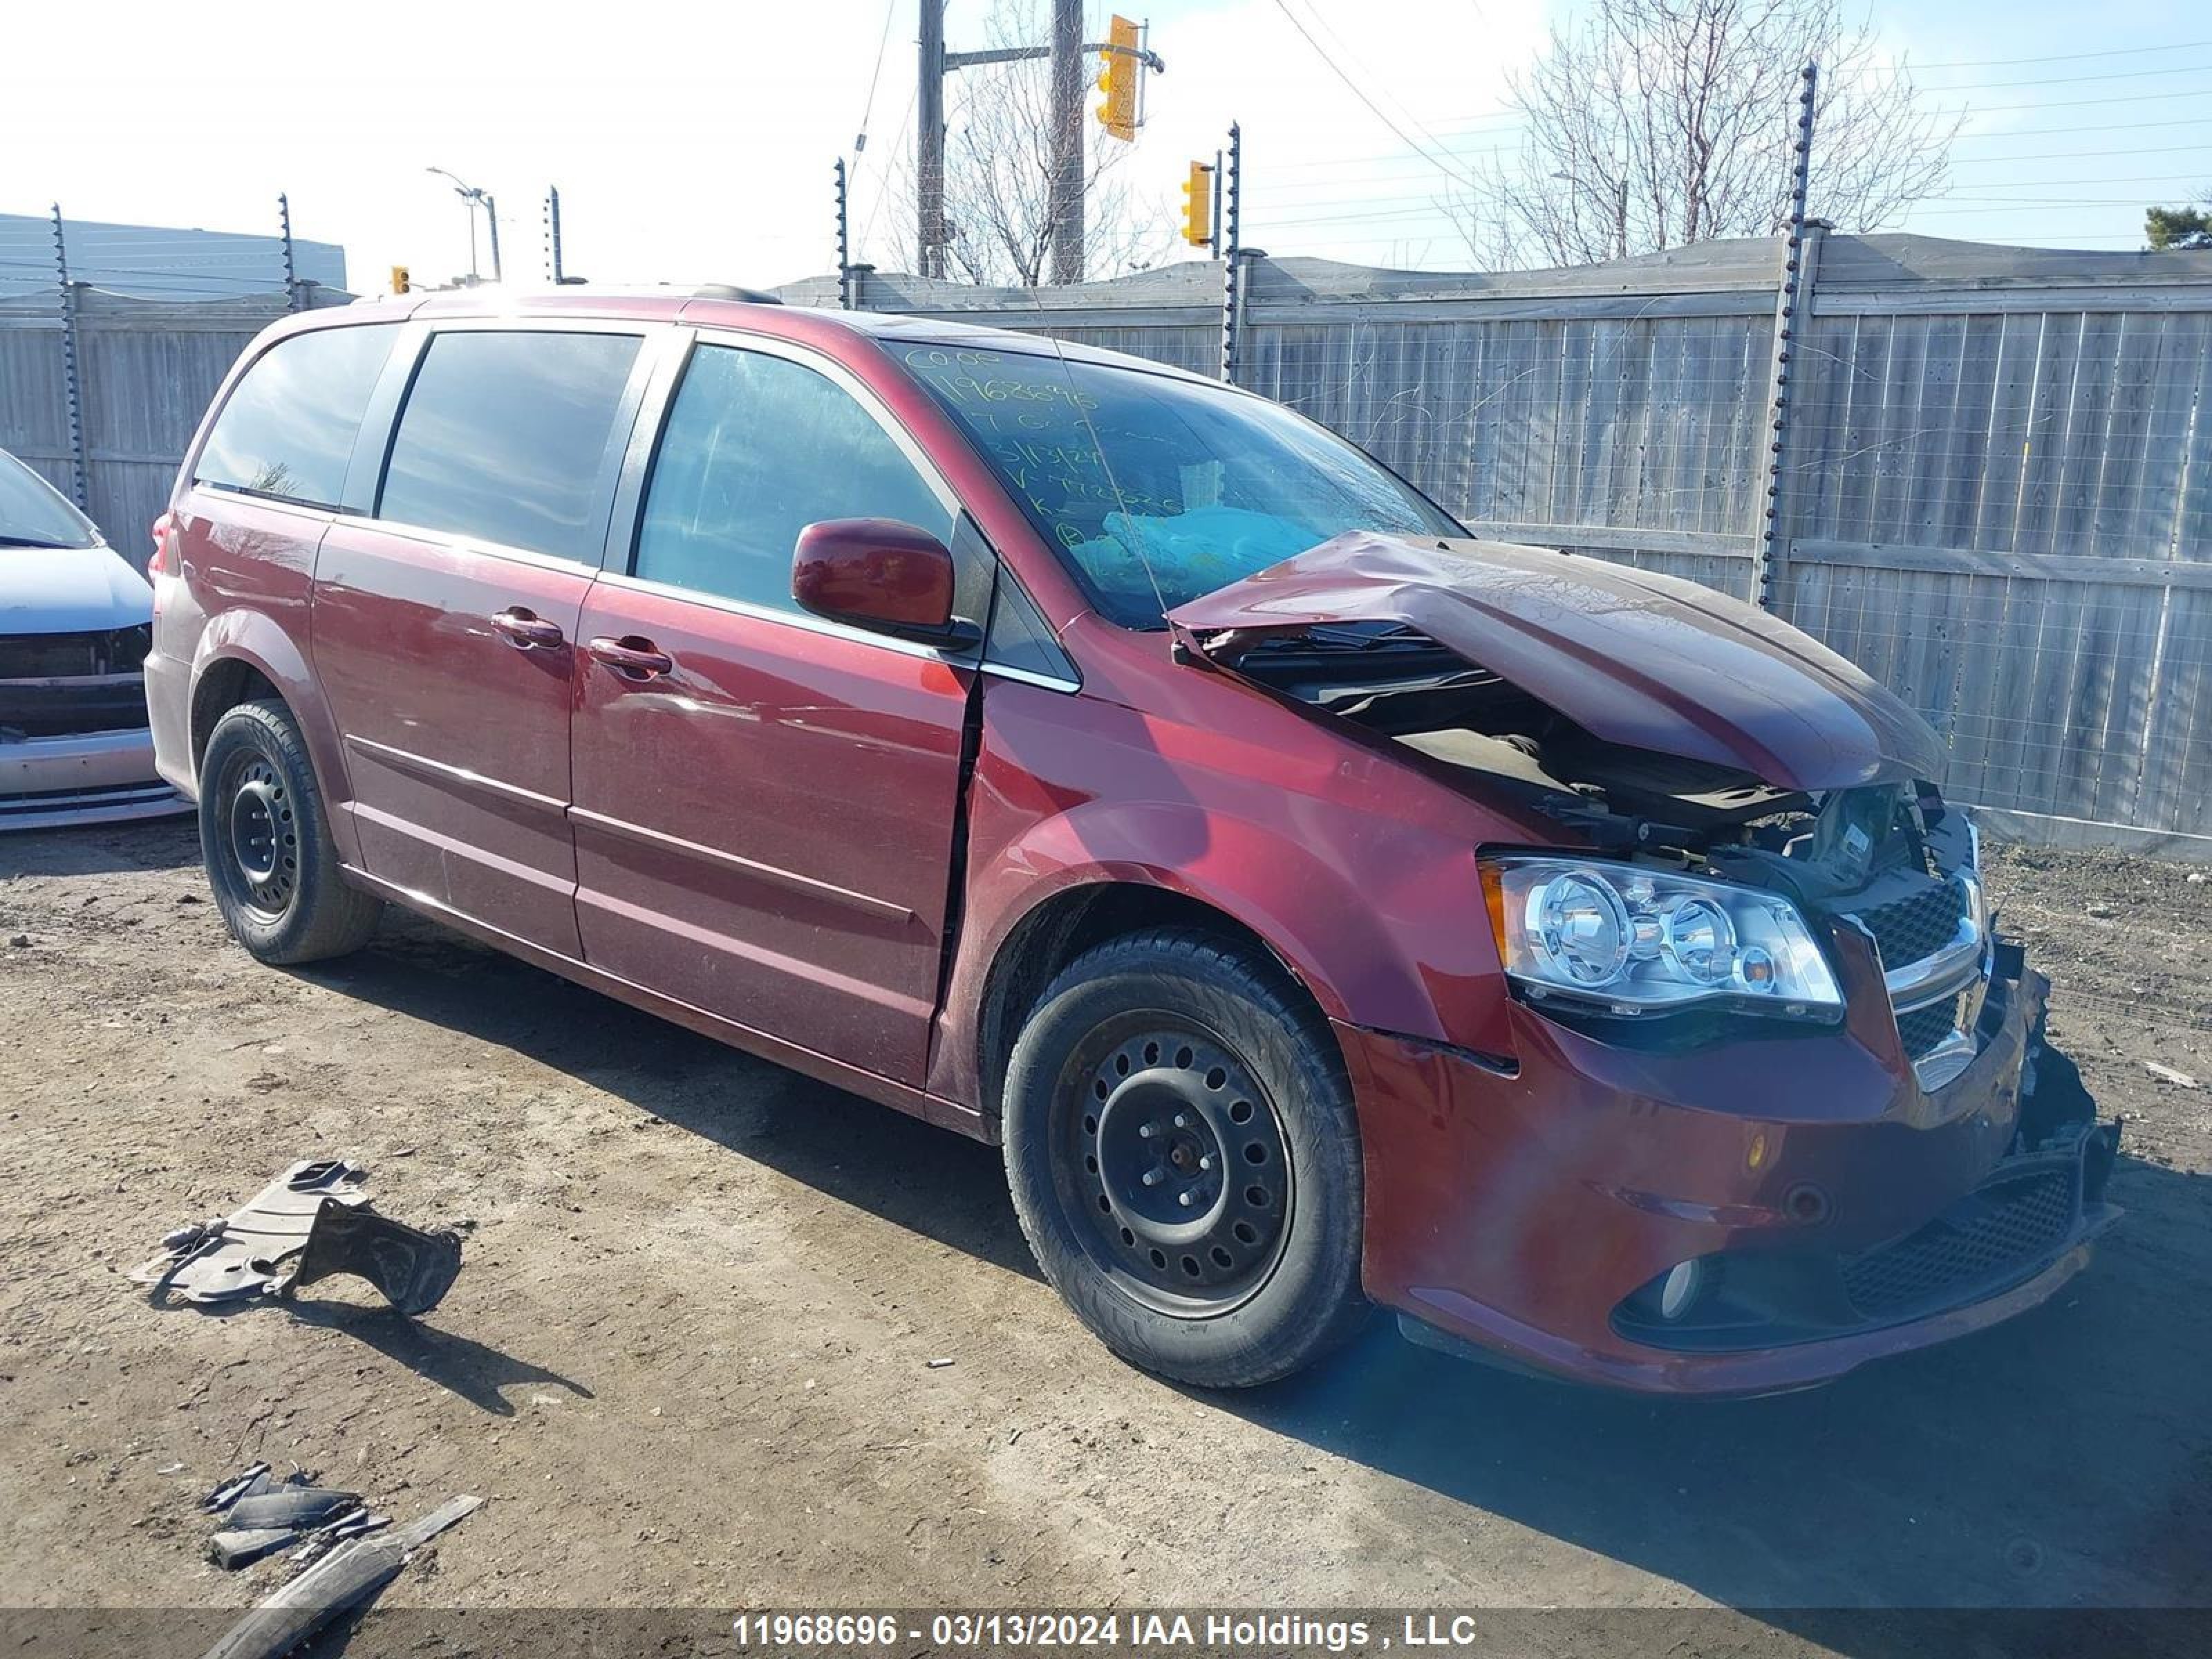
[227,1485,359,1532]
[204,1464,272,1512]
[131,1159,461,1315]
[209,1527,301,1571]
[280,1200,462,1316]
[200,1494,480,1659]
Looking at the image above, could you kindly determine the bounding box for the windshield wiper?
[0,535,79,549]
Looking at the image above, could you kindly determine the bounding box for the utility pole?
[1614,176,1628,261]
[1047,0,1084,285]
[917,1,948,279]
[484,195,503,283]
[916,7,1162,284]
[278,192,301,311]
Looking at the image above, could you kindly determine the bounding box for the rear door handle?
[491,607,565,650]
[585,635,674,680]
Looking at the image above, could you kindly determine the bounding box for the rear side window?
[378,330,643,563]
[633,344,952,612]
[196,325,396,509]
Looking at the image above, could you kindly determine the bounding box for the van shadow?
[303,912,1040,1283]
[303,914,2211,1633]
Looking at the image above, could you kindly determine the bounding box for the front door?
[311,325,651,955]
[569,337,976,1082]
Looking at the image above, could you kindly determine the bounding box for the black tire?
[198,699,380,965]
[1002,927,1369,1387]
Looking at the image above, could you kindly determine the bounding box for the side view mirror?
[791,518,980,650]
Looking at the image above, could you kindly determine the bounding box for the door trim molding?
[569,805,917,924]
[338,863,987,1140]
[343,733,568,817]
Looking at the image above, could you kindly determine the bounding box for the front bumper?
[1344,937,2118,1397]
[0,727,191,831]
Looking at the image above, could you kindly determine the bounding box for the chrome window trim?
[326,511,608,579]
[980,662,1081,695]
[591,568,983,668]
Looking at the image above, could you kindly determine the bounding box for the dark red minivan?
[147,292,2117,1394]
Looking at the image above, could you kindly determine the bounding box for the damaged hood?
[1166,532,1944,791]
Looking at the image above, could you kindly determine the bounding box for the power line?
[1884,37,2212,70]
[852,0,898,164]
[1953,114,2212,140]
[1895,57,2212,91]
[1938,85,2205,114]
[1949,144,2212,166]
[1264,0,1482,189]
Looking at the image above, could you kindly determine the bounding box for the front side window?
[902,346,1461,628]
[634,344,953,612]
[378,330,643,563]
[197,324,397,509]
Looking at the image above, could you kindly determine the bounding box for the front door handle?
[491,607,565,650]
[585,635,674,680]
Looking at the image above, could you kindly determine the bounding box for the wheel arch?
[189,658,281,773]
[971,879,1338,1134]
[185,612,359,865]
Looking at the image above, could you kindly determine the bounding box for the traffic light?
[1181,162,1214,249]
[389,265,411,294]
[1096,15,1139,142]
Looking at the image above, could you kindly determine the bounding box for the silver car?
[1,447,188,829]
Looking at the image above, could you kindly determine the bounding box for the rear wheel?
[199,699,379,964]
[1002,928,1368,1387]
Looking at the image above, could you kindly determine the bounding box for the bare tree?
[1444,0,1958,268]
[878,1,1169,286]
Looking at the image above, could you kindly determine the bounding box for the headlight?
[1480,855,1843,1018]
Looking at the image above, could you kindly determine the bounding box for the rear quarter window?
[196,324,397,509]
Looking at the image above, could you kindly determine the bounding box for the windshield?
[0,450,100,550]
[901,346,1461,627]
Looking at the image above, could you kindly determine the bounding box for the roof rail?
[689,284,783,304]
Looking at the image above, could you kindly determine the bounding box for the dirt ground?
[1,820,2207,1653]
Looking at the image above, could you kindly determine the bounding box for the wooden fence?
[791,236,2212,851]
[4,241,2207,849]
[0,288,317,570]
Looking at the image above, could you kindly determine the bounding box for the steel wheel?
[1056,1020,1293,1317]
[216,753,299,921]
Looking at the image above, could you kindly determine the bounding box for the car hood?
[1165,532,1945,791]
[0,541,152,635]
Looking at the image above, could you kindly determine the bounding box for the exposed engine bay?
[1165,537,1991,1053]
[1219,621,1953,853]
[1208,619,1980,996]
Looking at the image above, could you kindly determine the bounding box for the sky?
[10,0,2212,294]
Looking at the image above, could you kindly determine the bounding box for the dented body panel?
[1168,532,1947,791]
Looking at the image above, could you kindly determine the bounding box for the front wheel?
[199,699,380,964]
[1002,928,1369,1387]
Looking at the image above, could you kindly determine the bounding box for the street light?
[426,166,503,283]
[1550,168,1629,261]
